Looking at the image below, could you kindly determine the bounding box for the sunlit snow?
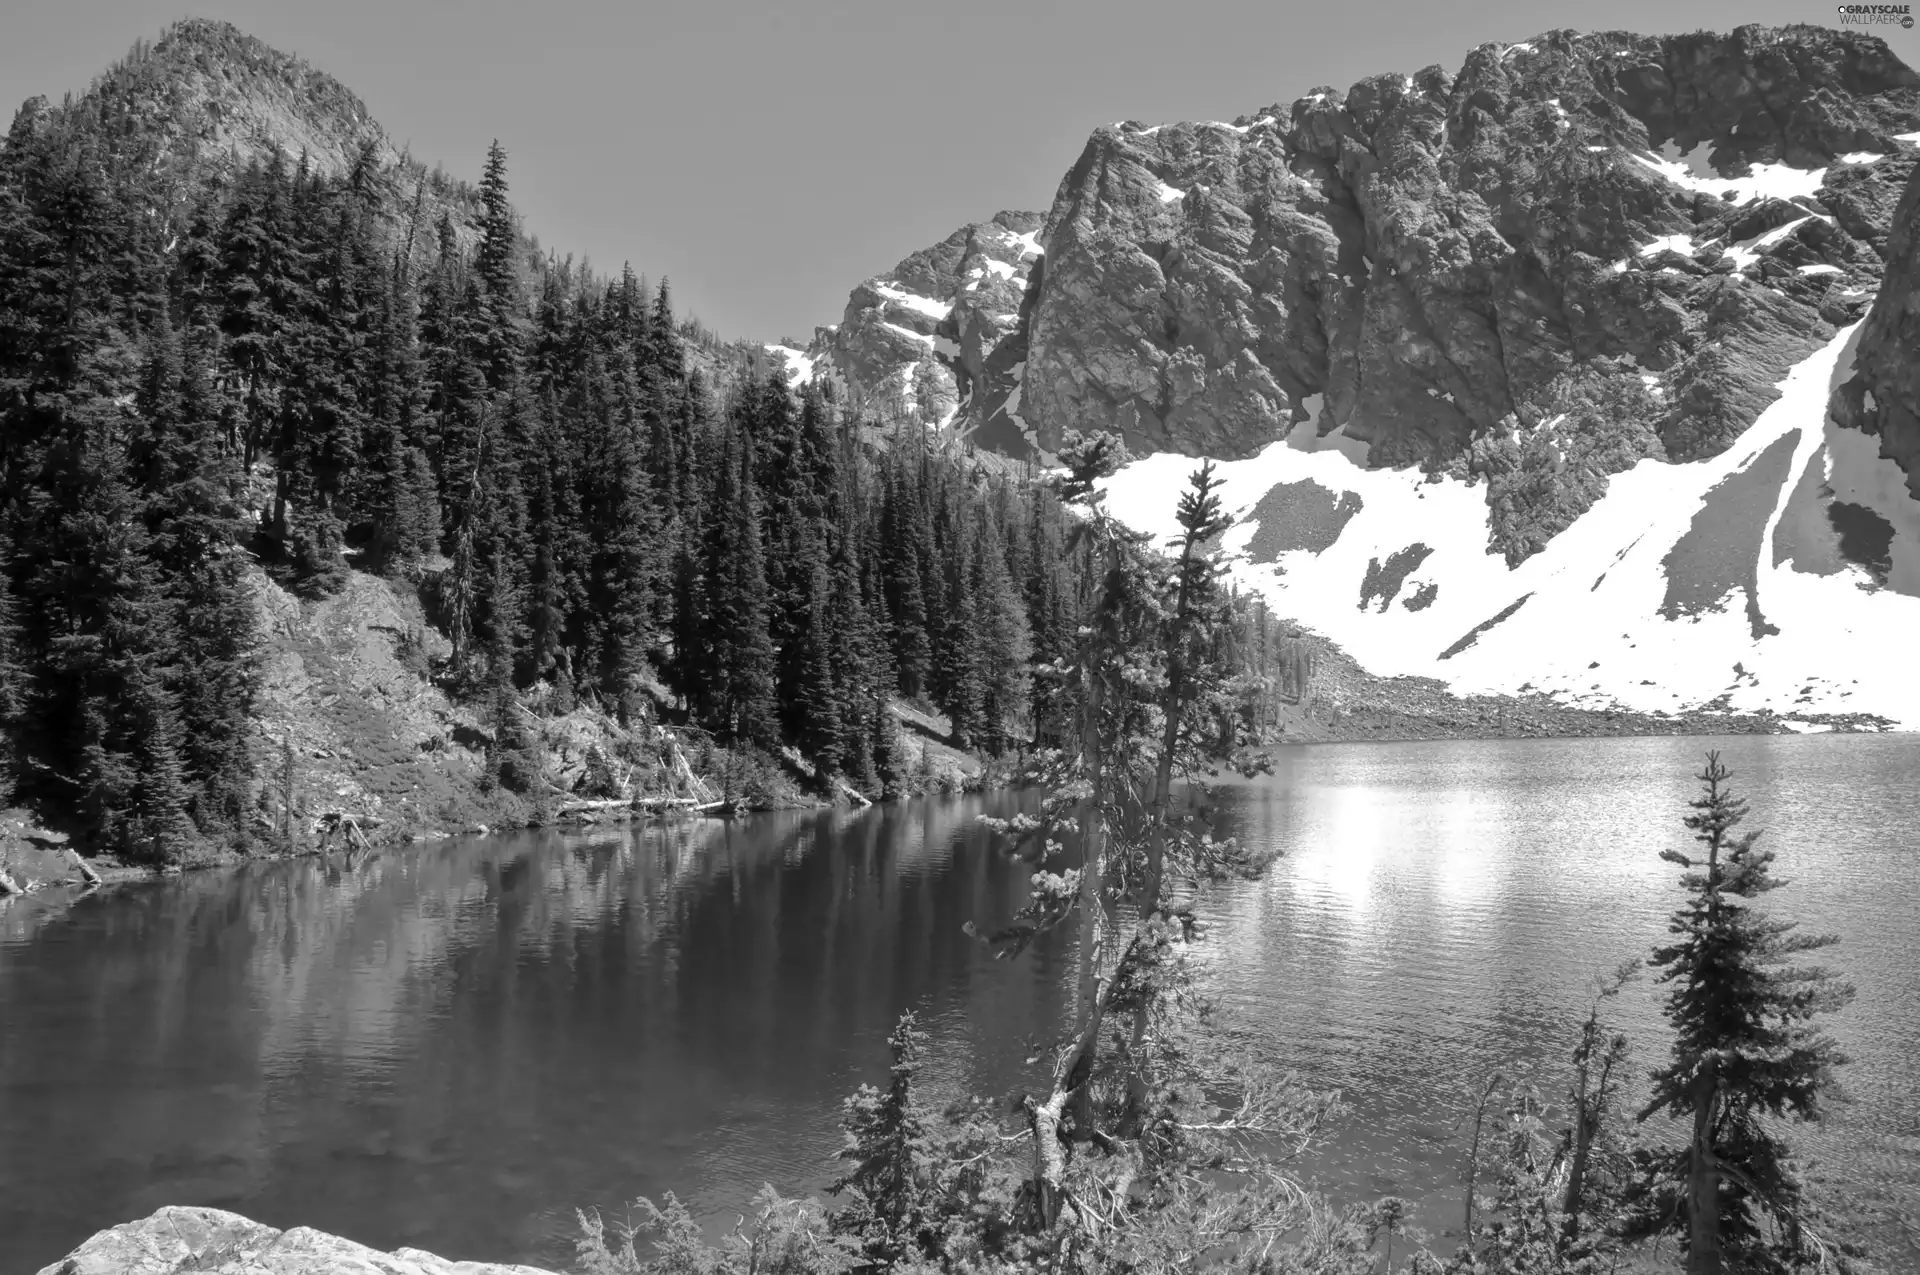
[1723,215,1822,270]
[1637,234,1696,257]
[882,322,935,347]
[764,345,814,385]
[874,281,952,320]
[1837,152,1884,165]
[1155,180,1185,204]
[1630,150,1826,205]
[1097,327,1920,726]
[1006,230,1044,259]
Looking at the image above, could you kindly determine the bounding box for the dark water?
[2,734,1916,1271]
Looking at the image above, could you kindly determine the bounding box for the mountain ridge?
[798,22,1920,726]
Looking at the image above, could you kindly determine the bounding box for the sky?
[0,0,1889,343]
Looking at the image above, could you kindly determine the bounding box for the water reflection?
[0,794,1070,1269]
[2,734,1916,1271]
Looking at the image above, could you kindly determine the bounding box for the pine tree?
[0,524,21,803]
[879,458,932,700]
[133,320,258,837]
[699,427,777,747]
[969,512,1032,755]
[473,140,522,390]
[792,560,842,774]
[1635,753,1854,1275]
[829,1012,931,1266]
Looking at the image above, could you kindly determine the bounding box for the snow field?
[1097,328,1920,726]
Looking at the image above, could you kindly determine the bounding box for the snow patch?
[764,345,814,385]
[1630,150,1826,205]
[1007,230,1044,259]
[1637,233,1696,257]
[874,281,952,320]
[1723,215,1821,271]
[1155,180,1185,204]
[1837,152,1884,165]
[882,322,935,347]
[982,258,1017,280]
[1095,326,1920,726]
[1797,264,1841,277]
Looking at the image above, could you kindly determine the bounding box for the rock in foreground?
[38,1206,558,1275]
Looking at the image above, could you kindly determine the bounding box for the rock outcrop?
[1830,151,1920,495]
[813,25,1920,563]
[778,212,1047,444]
[36,1206,556,1275]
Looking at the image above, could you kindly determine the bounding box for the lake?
[2,733,1915,1271]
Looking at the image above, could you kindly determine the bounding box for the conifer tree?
[700,427,777,746]
[879,458,932,700]
[0,526,21,802]
[1635,753,1854,1275]
[473,140,522,389]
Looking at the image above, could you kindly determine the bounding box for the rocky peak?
[68,19,400,181]
[775,211,1045,442]
[811,25,1920,562]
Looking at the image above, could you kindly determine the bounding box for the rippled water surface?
[2,733,1915,1271]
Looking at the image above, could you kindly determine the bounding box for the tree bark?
[1070,616,1108,1135]
[1689,1080,1722,1275]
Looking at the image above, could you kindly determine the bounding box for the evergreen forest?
[0,89,1303,862]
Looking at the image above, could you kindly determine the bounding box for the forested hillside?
[0,25,1122,863]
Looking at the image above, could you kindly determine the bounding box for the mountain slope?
[807,24,1920,725]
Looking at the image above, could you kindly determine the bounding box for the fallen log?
[834,776,873,808]
[68,848,103,887]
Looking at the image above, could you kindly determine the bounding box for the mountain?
[0,19,1088,866]
[808,24,1920,727]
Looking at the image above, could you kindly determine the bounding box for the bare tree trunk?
[1027,936,1138,1232]
[1070,625,1108,1135]
[1464,1073,1502,1241]
[1126,537,1197,1122]
[1688,1081,1722,1275]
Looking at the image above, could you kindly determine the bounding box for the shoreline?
[3,712,1900,904]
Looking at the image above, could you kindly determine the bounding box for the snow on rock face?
[1831,155,1920,497]
[1101,328,1920,725]
[1630,150,1828,205]
[997,25,1917,471]
[802,210,1044,440]
[764,344,814,385]
[817,26,1916,478]
[807,25,1920,713]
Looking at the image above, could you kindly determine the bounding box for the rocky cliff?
[808,25,1920,726]
[817,26,1919,514]
[1830,149,1920,493]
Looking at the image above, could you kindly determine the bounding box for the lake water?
[2,734,1915,1271]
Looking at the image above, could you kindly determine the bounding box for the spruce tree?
[699,427,777,747]
[0,525,21,803]
[1636,753,1854,1275]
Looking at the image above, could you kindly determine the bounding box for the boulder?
[36,1206,558,1275]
